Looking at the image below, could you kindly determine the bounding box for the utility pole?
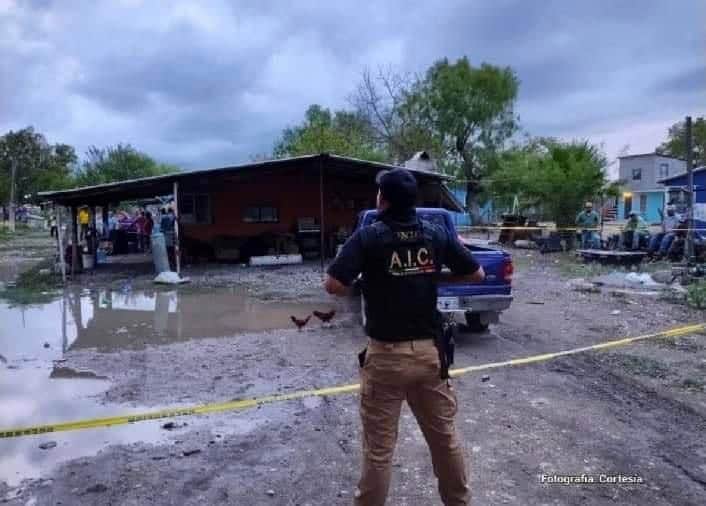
[685,116,694,261]
[8,157,17,232]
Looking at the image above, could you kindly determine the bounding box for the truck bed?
[355,208,513,327]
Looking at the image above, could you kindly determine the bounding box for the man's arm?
[440,232,485,282]
[441,266,485,283]
[324,229,366,297]
[324,275,350,296]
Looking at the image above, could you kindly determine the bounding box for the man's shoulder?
[353,222,385,250]
[358,221,387,237]
[418,219,449,248]
[419,217,446,234]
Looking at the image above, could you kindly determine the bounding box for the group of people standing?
[133,210,155,252]
[103,205,176,267]
[107,208,154,253]
[575,201,688,259]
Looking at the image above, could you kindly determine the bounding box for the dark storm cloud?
[0,0,703,170]
[653,66,706,96]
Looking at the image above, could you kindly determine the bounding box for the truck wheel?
[465,312,489,332]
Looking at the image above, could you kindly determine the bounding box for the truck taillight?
[502,259,513,282]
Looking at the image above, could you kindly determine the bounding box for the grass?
[0,242,54,253]
[657,336,703,352]
[606,353,671,379]
[546,250,674,279]
[0,258,62,306]
[558,259,615,279]
[0,226,48,248]
[686,281,706,309]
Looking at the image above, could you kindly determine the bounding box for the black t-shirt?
[327,210,480,341]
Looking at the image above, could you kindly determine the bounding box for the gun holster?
[435,322,457,380]
[358,348,367,368]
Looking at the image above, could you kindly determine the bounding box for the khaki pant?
[355,338,469,506]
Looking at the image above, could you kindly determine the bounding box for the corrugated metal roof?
[618,152,685,161]
[38,153,453,204]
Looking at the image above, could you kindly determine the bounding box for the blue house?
[658,166,706,229]
[446,184,496,228]
[617,153,686,222]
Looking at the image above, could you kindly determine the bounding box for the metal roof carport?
[38,153,465,277]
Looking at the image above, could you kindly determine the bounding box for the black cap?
[376,168,418,209]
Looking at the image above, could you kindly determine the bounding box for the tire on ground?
[464,312,489,332]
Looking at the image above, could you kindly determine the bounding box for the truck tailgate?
[438,245,512,297]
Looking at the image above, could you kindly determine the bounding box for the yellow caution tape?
[450,322,706,375]
[1,323,704,439]
[463,225,706,232]
[464,226,598,231]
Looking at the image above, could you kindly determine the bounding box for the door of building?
[624,195,632,218]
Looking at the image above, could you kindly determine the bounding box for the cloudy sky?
[1,0,704,176]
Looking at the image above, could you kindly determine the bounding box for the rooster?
[290,315,311,330]
[313,309,336,323]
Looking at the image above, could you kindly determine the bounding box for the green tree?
[656,117,706,166]
[273,105,387,161]
[353,59,520,222]
[0,127,77,230]
[74,144,179,187]
[32,143,78,193]
[415,57,519,222]
[489,139,608,228]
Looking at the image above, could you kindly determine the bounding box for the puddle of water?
[0,366,164,486]
[0,286,331,486]
[0,287,331,355]
[0,365,270,487]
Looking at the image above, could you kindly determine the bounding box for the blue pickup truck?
[354,208,513,332]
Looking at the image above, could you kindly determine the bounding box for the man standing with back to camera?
[325,168,485,505]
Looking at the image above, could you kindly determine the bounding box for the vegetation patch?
[686,281,706,310]
[557,258,615,279]
[0,259,62,306]
[606,353,671,379]
[657,336,703,352]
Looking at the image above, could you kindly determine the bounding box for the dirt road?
[1,236,705,505]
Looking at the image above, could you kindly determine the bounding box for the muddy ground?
[1,230,705,505]
[0,228,55,285]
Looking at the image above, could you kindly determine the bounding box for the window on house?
[243,206,279,223]
[659,163,669,179]
[180,194,212,224]
[639,194,647,213]
[632,168,642,180]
